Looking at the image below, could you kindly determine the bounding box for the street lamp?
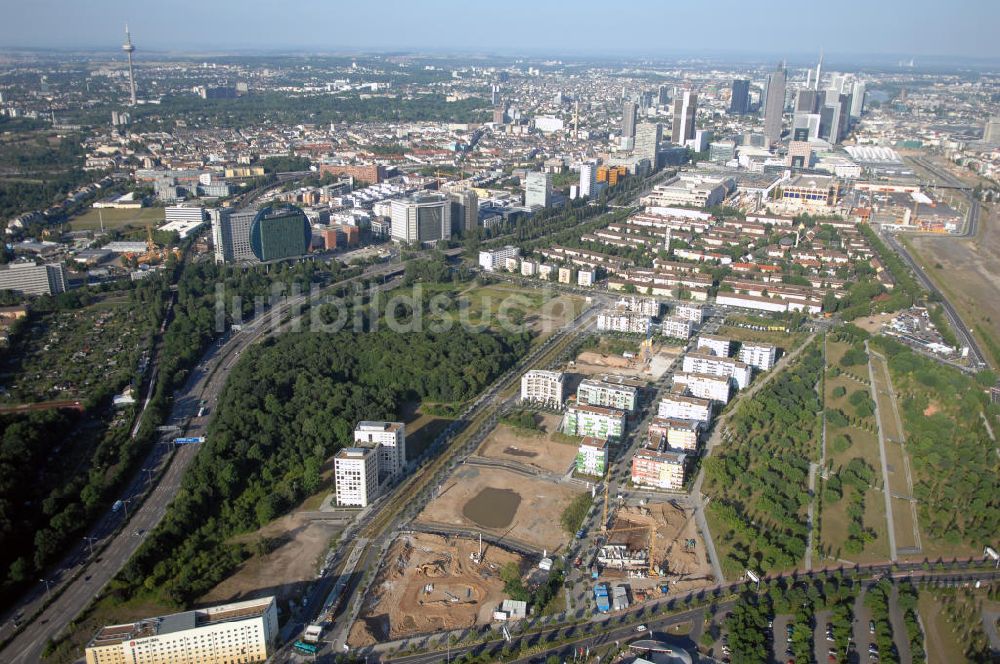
[39,578,51,596]
[83,536,98,558]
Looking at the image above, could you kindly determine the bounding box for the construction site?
[475,412,579,476]
[571,344,679,382]
[593,501,714,597]
[346,532,528,647]
[416,464,582,553]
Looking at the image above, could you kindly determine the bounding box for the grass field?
[70,206,165,231]
[819,339,889,564]
[715,323,808,354]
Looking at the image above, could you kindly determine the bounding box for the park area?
[415,464,583,553]
[819,337,891,565]
[476,412,578,476]
[347,532,528,646]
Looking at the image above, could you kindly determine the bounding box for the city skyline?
[1,0,999,63]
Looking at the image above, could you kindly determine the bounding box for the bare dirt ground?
[416,465,581,553]
[602,501,714,596]
[200,512,340,607]
[908,202,1000,365]
[570,345,679,381]
[347,533,527,647]
[477,413,578,475]
[852,312,896,335]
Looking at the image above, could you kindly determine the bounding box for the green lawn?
[70,206,165,231]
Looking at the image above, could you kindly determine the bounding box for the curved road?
[0,257,418,663]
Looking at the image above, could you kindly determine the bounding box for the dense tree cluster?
[704,343,823,575]
[115,325,528,605]
[872,337,999,548]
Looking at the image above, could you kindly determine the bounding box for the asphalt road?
[0,258,415,663]
[880,228,988,368]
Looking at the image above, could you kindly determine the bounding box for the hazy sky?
[1,0,998,62]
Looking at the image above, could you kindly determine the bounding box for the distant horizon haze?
[0,0,997,64]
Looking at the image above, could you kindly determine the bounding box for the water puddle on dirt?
[461,487,521,529]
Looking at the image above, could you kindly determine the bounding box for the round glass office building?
[249,204,312,262]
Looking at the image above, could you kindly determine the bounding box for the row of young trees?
[114,321,529,606]
[704,343,824,576]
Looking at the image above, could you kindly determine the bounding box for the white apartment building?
[660,316,693,340]
[696,335,732,357]
[598,311,651,335]
[520,260,538,277]
[334,447,379,507]
[672,372,731,403]
[354,421,406,479]
[576,436,608,476]
[648,416,700,451]
[577,378,639,412]
[0,262,68,296]
[617,296,661,317]
[658,394,712,424]
[520,370,565,407]
[479,245,520,272]
[682,352,753,390]
[85,596,279,664]
[673,303,704,325]
[738,342,778,371]
[577,269,595,287]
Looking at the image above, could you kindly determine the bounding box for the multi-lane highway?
[0,255,420,663]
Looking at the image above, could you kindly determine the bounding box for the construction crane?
[603,522,658,577]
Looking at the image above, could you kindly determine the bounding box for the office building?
[709,141,736,163]
[780,175,841,208]
[849,80,866,118]
[164,205,205,223]
[696,335,731,357]
[449,188,479,233]
[520,370,565,407]
[576,437,608,476]
[631,449,686,490]
[671,90,697,144]
[820,91,851,144]
[984,117,1000,144]
[354,421,406,479]
[682,352,752,390]
[524,171,552,208]
[672,372,731,403]
[85,596,278,664]
[562,403,626,441]
[579,161,598,198]
[738,342,777,371]
[762,64,786,146]
[658,394,711,424]
[634,122,662,168]
[621,101,638,139]
[0,262,68,296]
[730,79,751,115]
[249,205,312,262]
[212,208,258,263]
[390,194,451,244]
[641,174,731,208]
[660,316,693,340]
[479,245,520,272]
[334,447,379,507]
[577,378,639,412]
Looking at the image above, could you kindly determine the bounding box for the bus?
[293,640,319,655]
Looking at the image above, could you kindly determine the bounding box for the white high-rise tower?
[122,24,137,106]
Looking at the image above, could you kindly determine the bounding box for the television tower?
[122,24,137,106]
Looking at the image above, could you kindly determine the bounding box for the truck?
[594,583,610,613]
